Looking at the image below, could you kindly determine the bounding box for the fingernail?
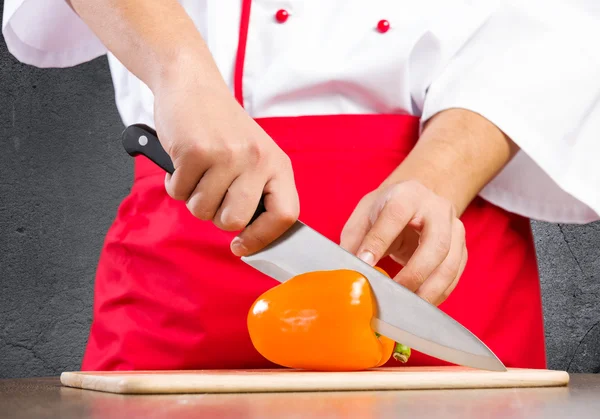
[231,237,248,256]
[358,250,375,266]
[220,207,231,225]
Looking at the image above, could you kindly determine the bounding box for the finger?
[414,219,466,306]
[339,198,373,255]
[165,142,211,201]
[186,165,238,221]
[394,199,454,292]
[437,233,468,306]
[389,229,419,266]
[355,194,416,266]
[213,173,265,231]
[231,173,299,256]
[437,243,468,306]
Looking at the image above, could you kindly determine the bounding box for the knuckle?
[407,268,427,288]
[270,153,293,176]
[231,186,254,203]
[434,236,452,256]
[364,231,389,256]
[275,207,299,227]
[168,178,191,201]
[246,140,263,165]
[223,210,254,232]
[186,199,214,221]
[248,229,270,248]
[362,188,380,204]
[168,140,188,163]
[169,183,188,201]
[221,215,246,231]
[186,141,208,161]
[388,183,406,200]
[385,199,408,223]
[219,143,238,166]
[437,261,459,281]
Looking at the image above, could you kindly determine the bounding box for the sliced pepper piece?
[247,268,411,371]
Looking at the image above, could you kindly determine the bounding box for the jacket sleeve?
[2,0,106,68]
[421,0,600,223]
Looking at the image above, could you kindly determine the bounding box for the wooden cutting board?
[60,367,569,394]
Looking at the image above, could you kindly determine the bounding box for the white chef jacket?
[3,0,600,224]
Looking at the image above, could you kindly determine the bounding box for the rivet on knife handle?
[120,123,267,226]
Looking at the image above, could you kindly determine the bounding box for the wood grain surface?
[60,366,569,394]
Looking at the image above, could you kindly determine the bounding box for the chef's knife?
[121,123,507,372]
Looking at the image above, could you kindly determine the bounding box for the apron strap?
[234,0,252,107]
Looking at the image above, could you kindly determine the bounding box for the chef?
[3,0,599,371]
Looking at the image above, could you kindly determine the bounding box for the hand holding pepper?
[340,180,467,307]
[340,109,518,307]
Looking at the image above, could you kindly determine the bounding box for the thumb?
[340,197,375,256]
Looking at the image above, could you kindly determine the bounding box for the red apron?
[81,1,547,371]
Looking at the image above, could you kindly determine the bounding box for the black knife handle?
[122,124,174,174]
[121,123,266,226]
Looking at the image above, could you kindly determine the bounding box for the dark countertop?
[1,374,600,418]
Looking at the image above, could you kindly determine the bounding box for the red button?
[377,19,390,33]
[275,9,289,23]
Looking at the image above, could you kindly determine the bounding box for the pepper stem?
[375,332,411,363]
[393,343,411,363]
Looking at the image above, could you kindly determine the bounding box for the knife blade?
[121,123,507,372]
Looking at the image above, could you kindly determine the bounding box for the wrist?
[149,45,229,97]
[379,109,518,216]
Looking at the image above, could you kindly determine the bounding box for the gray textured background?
[1,12,599,379]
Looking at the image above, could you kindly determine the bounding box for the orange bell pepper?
[247,267,411,371]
